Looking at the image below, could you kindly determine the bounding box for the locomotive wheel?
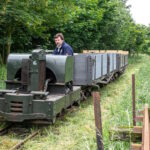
[74,99,80,106]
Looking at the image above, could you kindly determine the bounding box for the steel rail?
[0,124,13,136]
[0,124,41,150]
[10,129,40,150]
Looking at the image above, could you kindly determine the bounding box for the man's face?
[54,37,63,47]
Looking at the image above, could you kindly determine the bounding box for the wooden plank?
[106,50,119,53]
[99,50,106,53]
[132,74,136,126]
[142,104,150,150]
[137,110,144,115]
[131,144,142,150]
[82,50,129,55]
[109,127,142,142]
[92,92,104,150]
[83,50,100,53]
[135,116,143,122]
[133,126,143,134]
[118,50,129,55]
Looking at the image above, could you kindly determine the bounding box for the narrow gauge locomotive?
[0,49,128,123]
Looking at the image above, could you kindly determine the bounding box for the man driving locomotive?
[53,33,74,56]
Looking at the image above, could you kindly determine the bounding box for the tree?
[0,0,149,64]
[0,0,48,63]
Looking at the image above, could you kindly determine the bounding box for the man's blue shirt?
[53,42,74,56]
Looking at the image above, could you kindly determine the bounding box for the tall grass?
[101,54,150,149]
[0,65,6,89]
[0,54,150,150]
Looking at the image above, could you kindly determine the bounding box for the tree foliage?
[0,0,149,63]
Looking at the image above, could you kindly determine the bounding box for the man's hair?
[54,33,64,40]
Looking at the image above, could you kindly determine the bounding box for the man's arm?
[66,48,73,55]
[65,46,73,56]
[53,48,57,55]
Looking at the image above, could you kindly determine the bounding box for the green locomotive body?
[0,49,80,123]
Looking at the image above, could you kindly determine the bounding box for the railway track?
[0,124,42,150]
[0,124,13,136]
[132,104,150,150]
[10,130,40,150]
[0,104,82,149]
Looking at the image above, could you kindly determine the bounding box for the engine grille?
[10,101,23,113]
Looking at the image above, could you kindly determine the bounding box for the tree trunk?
[0,54,2,65]
[4,26,12,64]
[1,0,12,64]
[2,0,9,12]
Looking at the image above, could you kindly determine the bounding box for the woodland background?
[0,0,150,63]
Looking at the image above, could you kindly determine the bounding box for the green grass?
[0,65,6,89]
[0,54,150,149]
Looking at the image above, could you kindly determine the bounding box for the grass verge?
[0,54,150,150]
[0,65,6,89]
